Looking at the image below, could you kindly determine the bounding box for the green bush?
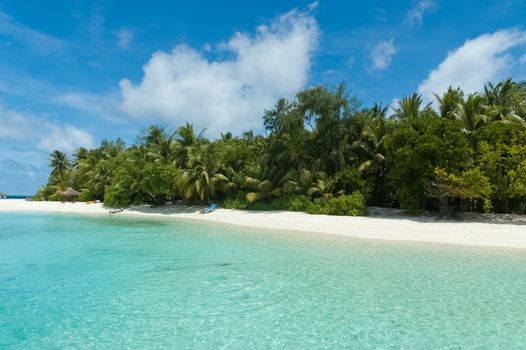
[223,192,366,216]
[250,199,285,211]
[103,186,133,208]
[223,192,249,209]
[334,167,371,197]
[33,186,50,201]
[78,190,92,202]
[285,195,312,212]
[248,195,313,212]
[306,192,367,216]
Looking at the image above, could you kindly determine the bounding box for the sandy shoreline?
[1,199,525,249]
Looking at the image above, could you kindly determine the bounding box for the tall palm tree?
[90,160,114,198]
[140,125,178,164]
[298,84,352,174]
[153,138,177,164]
[276,131,311,171]
[393,93,430,120]
[355,117,387,171]
[98,139,126,159]
[49,150,71,180]
[176,144,233,202]
[263,98,294,134]
[434,87,464,119]
[175,122,206,167]
[72,147,88,169]
[452,93,487,137]
[484,79,515,106]
[141,125,168,147]
[483,79,526,127]
[353,111,389,205]
[72,149,98,194]
[281,168,334,198]
[108,149,148,204]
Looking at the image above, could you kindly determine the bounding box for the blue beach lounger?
[200,203,217,214]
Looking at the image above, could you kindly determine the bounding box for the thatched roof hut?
[61,188,81,197]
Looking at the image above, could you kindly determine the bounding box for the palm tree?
[370,103,388,119]
[176,144,233,202]
[98,139,126,159]
[353,110,389,205]
[140,125,178,164]
[276,131,311,170]
[356,118,387,171]
[434,87,464,119]
[393,93,430,120]
[298,84,352,174]
[452,93,487,139]
[281,168,334,198]
[244,177,281,203]
[309,171,335,198]
[263,98,294,134]
[483,79,526,127]
[141,125,168,146]
[90,160,114,198]
[155,138,178,164]
[107,149,149,204]
[72,147,88,168]
[220,132,233,141]
[484,79,515,106]
[49,150,71,180]
[175,122,206,167]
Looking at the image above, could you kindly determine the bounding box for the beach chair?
[200,203,217,214]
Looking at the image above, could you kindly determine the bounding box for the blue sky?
[1,0,526,194]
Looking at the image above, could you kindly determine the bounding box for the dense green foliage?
[37,79,526,215]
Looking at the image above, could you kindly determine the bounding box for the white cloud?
[388,97,400,115]
[406,0,437,27]
[418,29,526,102]
[369,39,396,71]
[55,92,121,122]
[307,1,319,11]
[0,10,66,53]
[37,124,95,153]
[0,104,35,140]
[0,104,94,193]
[0,103,94,153]
[0,156,47,194]
[118,7,318,134]
[116,28,133,49]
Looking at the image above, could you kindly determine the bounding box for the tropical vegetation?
[36,79,526,216]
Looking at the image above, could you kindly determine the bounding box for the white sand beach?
[1,199,525,249]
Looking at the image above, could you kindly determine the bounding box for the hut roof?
[61,187,81,196]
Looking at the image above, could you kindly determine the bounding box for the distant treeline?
[37,79,526,215]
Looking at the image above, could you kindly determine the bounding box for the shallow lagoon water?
[1,212,525,349]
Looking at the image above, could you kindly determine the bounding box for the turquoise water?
[1,213,526,349]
